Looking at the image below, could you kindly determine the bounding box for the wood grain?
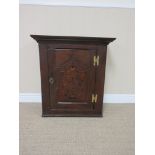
[31,35,116,116]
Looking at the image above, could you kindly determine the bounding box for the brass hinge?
[92,94,98,103]
[93,55,99,66]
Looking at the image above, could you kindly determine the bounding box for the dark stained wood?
[30,35,115,45]
[31,35,116,117]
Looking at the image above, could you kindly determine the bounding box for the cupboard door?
[47,45,96,111]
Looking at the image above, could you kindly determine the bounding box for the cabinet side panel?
[95,45,107,114]
[38,44,50,115]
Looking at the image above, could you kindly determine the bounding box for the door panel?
[47,46,96,110]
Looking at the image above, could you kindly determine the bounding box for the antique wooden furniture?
[31,35,116,117]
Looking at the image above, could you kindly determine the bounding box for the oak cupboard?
[31,35,116,117]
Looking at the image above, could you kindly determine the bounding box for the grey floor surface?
[20,103,135,155]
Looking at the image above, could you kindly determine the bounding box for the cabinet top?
[30,35,116,45]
